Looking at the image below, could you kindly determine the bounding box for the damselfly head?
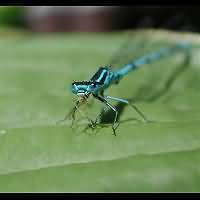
[71,81,92,96]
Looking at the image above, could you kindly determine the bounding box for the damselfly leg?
[93,94,119,136]
[57,96,95,128]
[105,95,150,122]
[91,94,151,136]
[56,102,78,127]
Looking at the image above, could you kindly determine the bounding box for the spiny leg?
[57,98,95,128]
[86,107,107,132]
[93,94,118,136]
[130,102,149,122]
[106,101,118,136]
[56,104,77,126]
[93,91,107,125]
[81,95,96,128]
[94,108,107,124]
[74,104,95,129]
[105,95,149,122]
[82,107,107,134]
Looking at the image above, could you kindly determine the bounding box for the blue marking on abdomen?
[114,42,190,82]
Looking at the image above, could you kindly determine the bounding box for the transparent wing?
[108,30,181,69]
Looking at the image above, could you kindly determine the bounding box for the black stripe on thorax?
[90,67,108,84]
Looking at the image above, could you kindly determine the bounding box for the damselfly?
[58,31,190,135]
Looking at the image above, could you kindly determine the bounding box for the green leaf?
[0,29,200,192]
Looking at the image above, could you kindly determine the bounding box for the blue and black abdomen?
[114,42,190,82]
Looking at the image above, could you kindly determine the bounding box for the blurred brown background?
[0,6,198,32]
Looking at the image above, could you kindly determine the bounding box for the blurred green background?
[0,6,25,27]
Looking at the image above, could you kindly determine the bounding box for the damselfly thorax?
[71,66,116,97]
